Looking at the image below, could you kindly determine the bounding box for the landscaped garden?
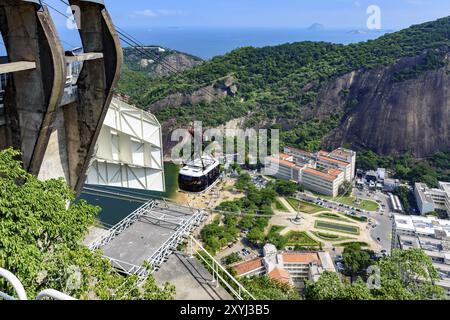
[311,231,352,242]
[286,198,327,214]
[285,231,321,247]
[317,213,353,223]
[274,199,289,212]
[314,220,360,235]
[310,192,379,212]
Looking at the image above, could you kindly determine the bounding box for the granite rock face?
[319,53,450,157]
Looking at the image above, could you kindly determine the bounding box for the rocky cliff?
[321,51,450,158]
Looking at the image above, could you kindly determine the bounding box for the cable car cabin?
[178,157,221,193]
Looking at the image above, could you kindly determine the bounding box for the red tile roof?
[268,267,291,284]
[302,167,340,182]
[318,155,350,167]
[233,258,264,276]
[282,252,321,265]
[267,157,303,170]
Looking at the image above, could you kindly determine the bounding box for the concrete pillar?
[64,0,123,193]
[0,1,65,174]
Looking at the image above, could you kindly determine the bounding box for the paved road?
[358,190,393,253]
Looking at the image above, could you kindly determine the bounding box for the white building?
[392,214,450,297]
[264,154,304,183]
[328,148,357,180]
[317,151,353,182]
[86,97,165,192]
[301,167,345,198]
[264,146,356,197]
[414,182,450,216]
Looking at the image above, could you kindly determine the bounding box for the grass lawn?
[317,213,353,223]
[337,242,370,249]
[274,199,289,212]
[335,197,379,212]
[285,231,321,247]
[314,220,360,235]
[286,198,327,214]
[310,192,379,212]
[312,231,352,242]
[268,225,286,236]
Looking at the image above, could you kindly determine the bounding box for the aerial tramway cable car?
[178,155,221,193]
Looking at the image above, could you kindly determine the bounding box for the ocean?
[121,27,389,60]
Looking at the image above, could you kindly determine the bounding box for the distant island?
[307,23,325,31]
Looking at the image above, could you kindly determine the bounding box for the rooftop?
[302,167,343,182]
[284,146,314,157]
[282,252,321,265]
[266,156,304,171]
[179,156,220,177]
[395,214,450,239]
[329,148,355,158]
[268,267,291,284]
[317,154,351,167]
[233,258,264,277]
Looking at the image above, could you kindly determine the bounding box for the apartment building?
[414,182,450,216]
[284,146,316,167]
[317,151,353,182]
[233,244,336,288]
[264,154,304,183]
[264,146,356,197]
[392,215,450,297]
[301,167,345,198]
[328,148,357,180]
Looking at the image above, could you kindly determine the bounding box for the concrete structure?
[392,215,450,297]
[233,244,336,288]
[301,167,345,198]
[415,182,450,216]
[88,200,208,278]
[85,97,165,192]
[0,0,123,194]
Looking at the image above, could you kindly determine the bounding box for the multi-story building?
[301,167,345,198]
[414,182,450,216]
[264,154,305,183]
[232,244,336,288]
[392,215,450,297]
[265,146,356,197]
[328,148,357,180]
[316,151,353,182]
[284,146,316,167]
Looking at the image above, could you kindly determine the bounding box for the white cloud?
[157,9,183,16]
[134,9,157,17]
[133,9,184,18]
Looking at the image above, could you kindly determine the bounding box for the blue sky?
[46,0,450,30]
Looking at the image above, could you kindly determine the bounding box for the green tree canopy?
[305,249,446,300]
[0,148,175,300]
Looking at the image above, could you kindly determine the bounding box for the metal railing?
[0,267,75,301]
[89,199,156,250]
[146,210,208,274]
[189,236,256,301]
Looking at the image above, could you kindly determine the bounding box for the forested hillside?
[117,17,450,171]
